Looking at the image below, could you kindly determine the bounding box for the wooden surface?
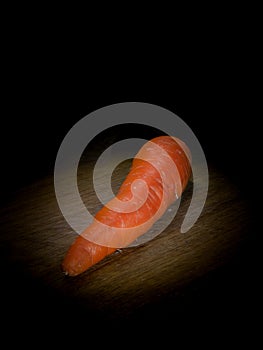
[0,149,257,337]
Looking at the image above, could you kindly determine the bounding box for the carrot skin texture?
[61,236,115,276]
[61,136,192,276]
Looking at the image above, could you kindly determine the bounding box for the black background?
[2,61,256,204]
[1,20,260,343]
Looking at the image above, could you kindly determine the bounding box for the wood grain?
[1,150,254,332]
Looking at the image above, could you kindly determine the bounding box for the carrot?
[61,136,192,276]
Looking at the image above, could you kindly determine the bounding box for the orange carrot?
[61,136,192,276]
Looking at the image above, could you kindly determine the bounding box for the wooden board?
[0,151,255,337]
